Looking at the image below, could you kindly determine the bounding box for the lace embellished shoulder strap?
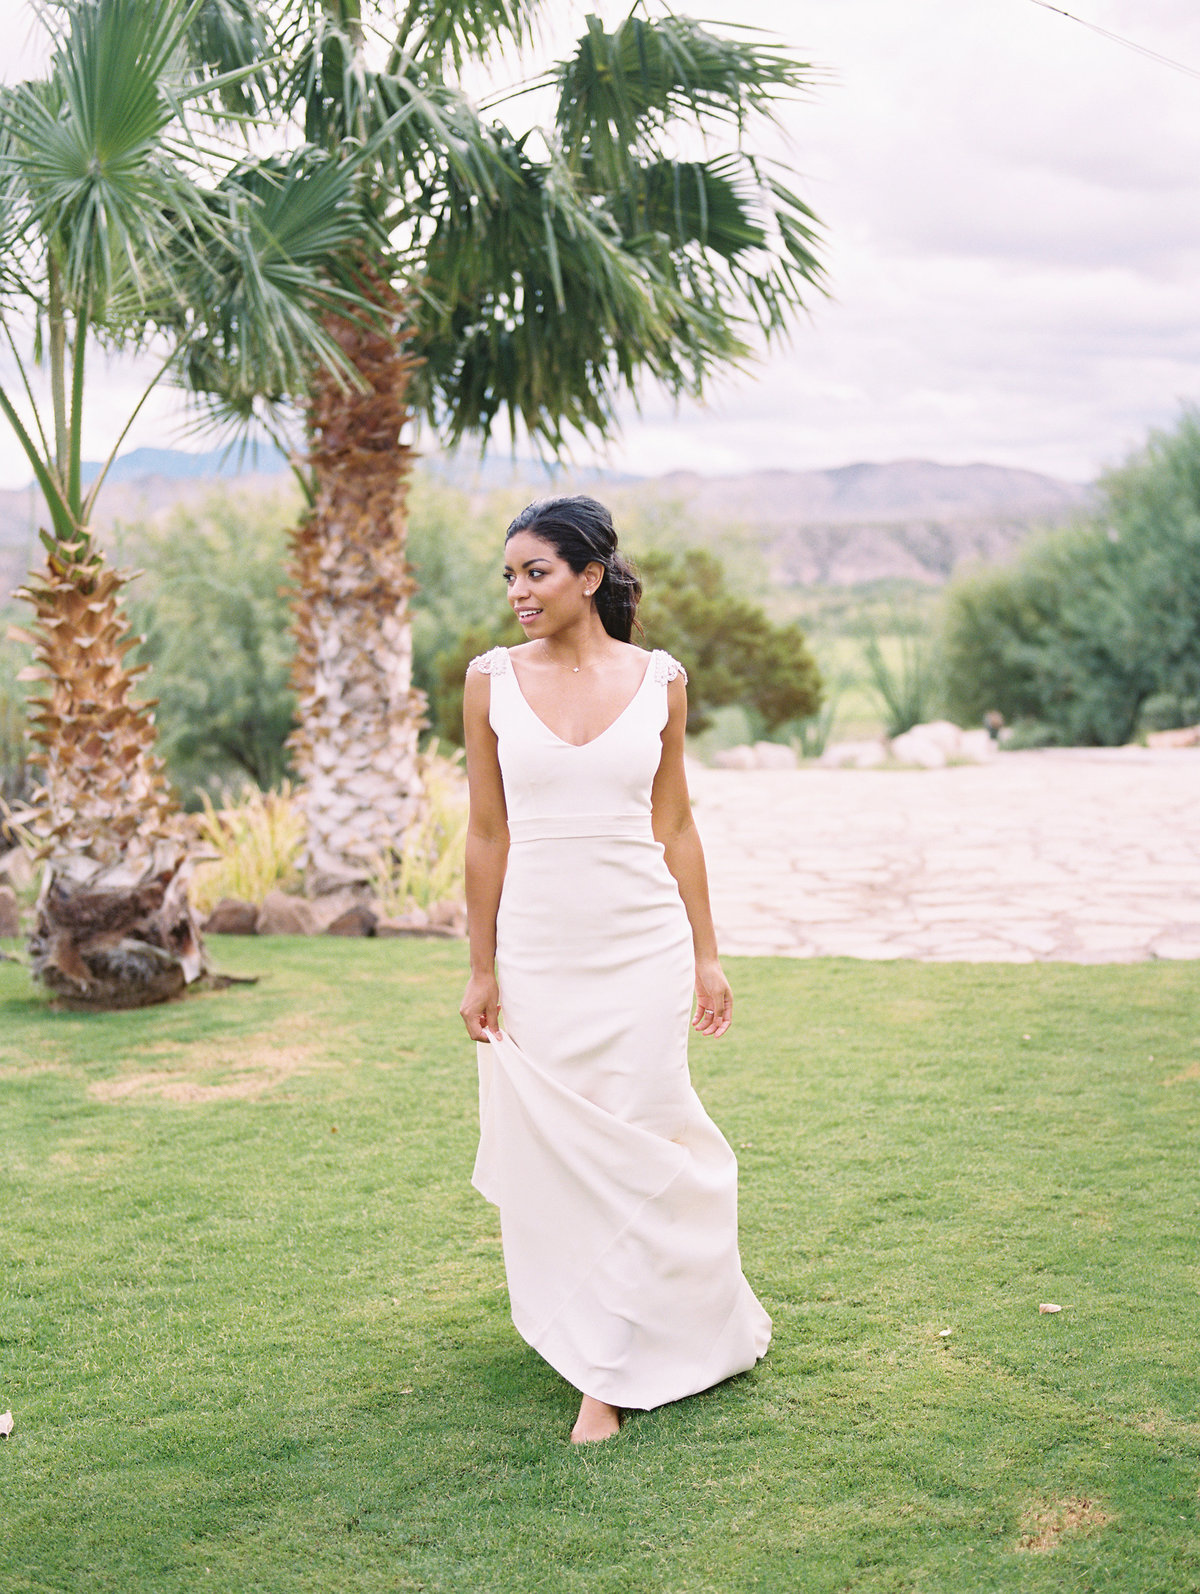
[468,646,510,676]
[652,649,688,686]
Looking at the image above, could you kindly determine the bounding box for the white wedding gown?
[470,645,771,1411]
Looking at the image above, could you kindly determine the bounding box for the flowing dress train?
[470,645,771,1411]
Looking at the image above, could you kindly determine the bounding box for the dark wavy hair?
[505,496,642,643]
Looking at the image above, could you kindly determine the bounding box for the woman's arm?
[651,673,733,1038]
[459,666,509,1040]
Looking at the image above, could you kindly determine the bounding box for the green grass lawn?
[2,939,1198,1594]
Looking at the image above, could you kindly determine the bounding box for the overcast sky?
[1,0,1199,485]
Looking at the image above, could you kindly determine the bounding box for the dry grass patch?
[88,1014,328,1104]
[88,1057,311,1104]
[1015,1496,1112,1554]
[1162,1060,1200,1086]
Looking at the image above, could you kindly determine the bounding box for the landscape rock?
[820,740,886,770]
[712,745,758,771]
[429,899,468,937]
[375,900,467,939]
[1147,724,1200,749]
[713,742,799,771]
[752,741,798,771]
[959,728,997,762]
[375,907,430,937]
[0,884,20,938]
[889,728,947,768]
[890,721,997,767]
[202,898,258,935]
[256,889,320,936]
[325,903,378,937]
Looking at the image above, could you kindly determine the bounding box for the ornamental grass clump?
[369,744,467,917]
[189,785,306,915]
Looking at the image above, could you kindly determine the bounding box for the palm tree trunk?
[289,282,426,893]
[14,539,206,1008]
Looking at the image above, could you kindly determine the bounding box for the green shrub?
[635,547,822,733]
[0,607,35,809]
[189,783,306,914]
[368,742,467,914]
[941,411,1200,745]
[861,626,938,737]
[122,490,300,802]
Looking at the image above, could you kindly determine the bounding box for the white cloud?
[2,0,1200,487]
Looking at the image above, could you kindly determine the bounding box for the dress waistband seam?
[507,814,655,842]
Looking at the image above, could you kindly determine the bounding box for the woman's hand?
[460,971,502,1041]
[692,957,733,1038]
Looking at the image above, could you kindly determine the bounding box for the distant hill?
[632,460,1091,586]
[0,448,1091,604]
[78,442,289,484]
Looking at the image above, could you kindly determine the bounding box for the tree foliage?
[941,410,1200,744]
[122,493,300,800]
[636,548,822,734]
[183,1,827,465]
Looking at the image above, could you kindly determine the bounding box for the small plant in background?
[189,785,306,916]
[861,628,937,738]
[0,619,34,811]
[794,699,837,759]
[369,744,468,917]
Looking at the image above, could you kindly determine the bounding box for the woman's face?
[504,532,602,638]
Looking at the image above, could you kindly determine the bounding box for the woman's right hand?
[460,971,501,1041]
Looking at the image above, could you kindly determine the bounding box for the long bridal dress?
[469,645,771,1411]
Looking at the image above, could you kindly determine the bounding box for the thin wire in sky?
[1027,0,1200,83]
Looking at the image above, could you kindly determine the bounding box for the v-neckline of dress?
[507,649,655,749]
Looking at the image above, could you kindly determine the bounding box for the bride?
[459,495,770,1444]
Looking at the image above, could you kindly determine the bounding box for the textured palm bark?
[12,541,205,1007]
[289,285,426,891]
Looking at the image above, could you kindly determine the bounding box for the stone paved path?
[689,748,1200,962]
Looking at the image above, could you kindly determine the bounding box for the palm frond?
[389,0,545,72]
[182,0,273,115]
[0,0,207,315]
[178,148,378,409]
[410,131,735,453]
[553,13,814,183]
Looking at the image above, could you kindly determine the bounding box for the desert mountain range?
[0,450,1090,605]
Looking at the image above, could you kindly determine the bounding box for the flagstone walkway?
[689,748,1200,962]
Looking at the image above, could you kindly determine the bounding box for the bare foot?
[570,1395,621,1444]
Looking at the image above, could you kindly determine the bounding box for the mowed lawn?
[1,938,1198,1594]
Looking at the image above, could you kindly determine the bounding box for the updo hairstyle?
[505,496,642,643]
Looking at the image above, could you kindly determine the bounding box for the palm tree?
[187,1,826,891]
[0,0,384,1005]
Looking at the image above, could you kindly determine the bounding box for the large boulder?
[711,744,758,771]
[376,900,467,939]
[256,890,320,936]
[203,898,259,935]
[712,742,798,771]
[889,727,948,768]
[890,721,997,768]
[753,741,798,771]
[1148,724,1200,749]
[820,740,886,770]
[325,903,378,937]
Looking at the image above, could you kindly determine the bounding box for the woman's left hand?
[693,958,733,1037]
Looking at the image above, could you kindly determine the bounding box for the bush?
[122,490,300,802]
[941,410,1200,745]
[0,609,35,809]
[635,547,822,734]
[369,742,468,915]
[861,626,938,738]
[189,784,306,914]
